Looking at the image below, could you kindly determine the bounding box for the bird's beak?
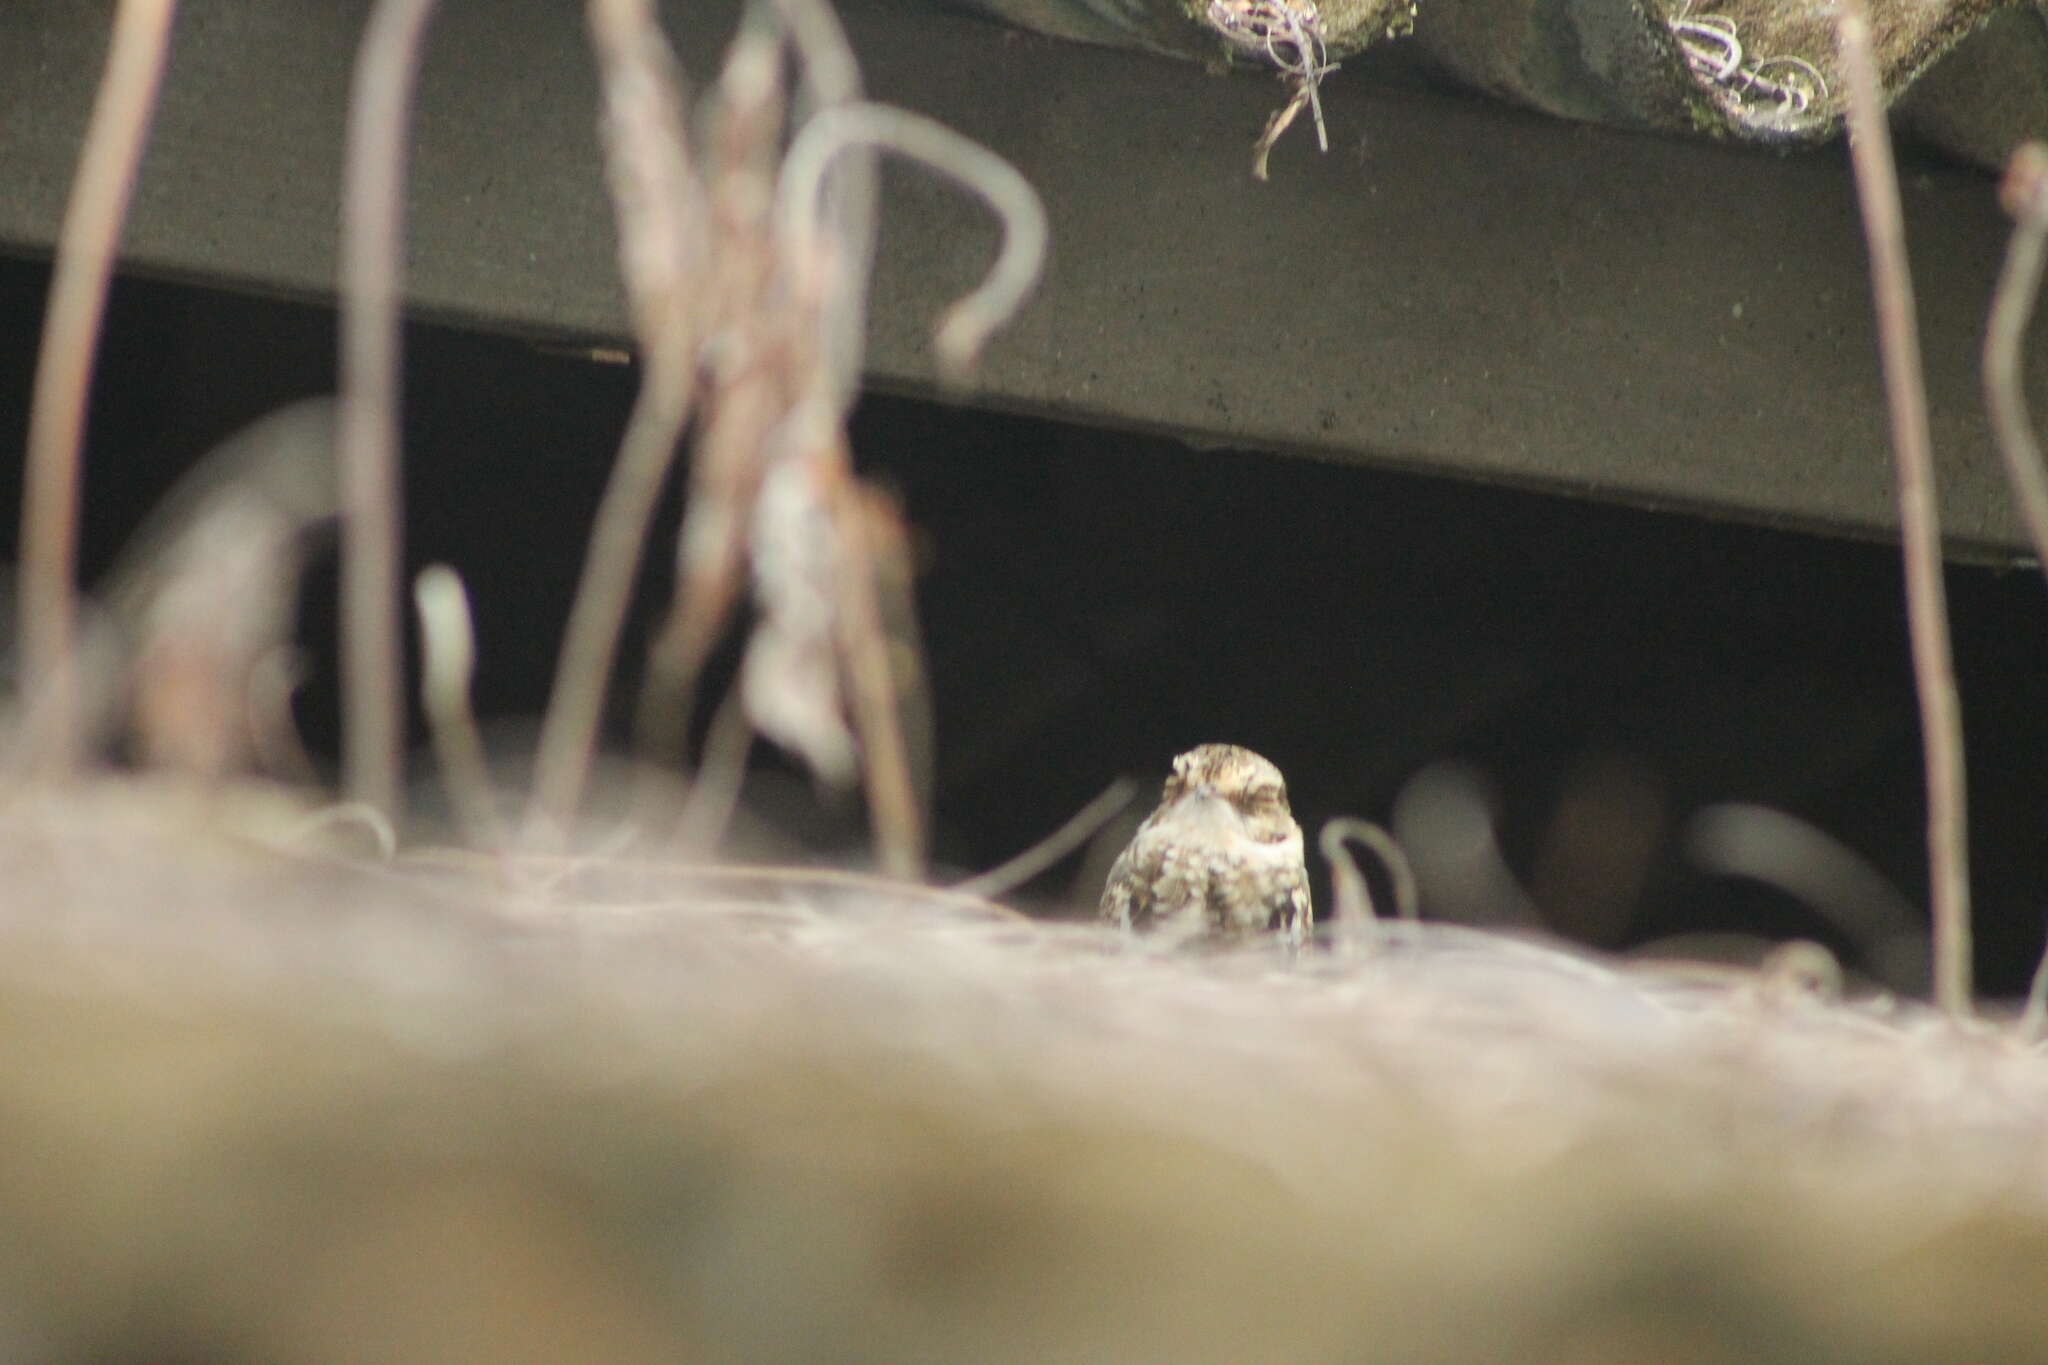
[1173,784,1244,836]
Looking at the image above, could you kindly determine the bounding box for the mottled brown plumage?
[1101,744,1312,946]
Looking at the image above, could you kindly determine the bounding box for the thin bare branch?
[414,565,507,852]
[1837,0,1972,1016]
[952,779,1140,901]
[527,0,705,840]
[777,101,1047,386]
[16,0,179,776]
[337,0,441,824]
[1984,142,2048,588]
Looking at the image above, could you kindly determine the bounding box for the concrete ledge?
[0,0,2041,557]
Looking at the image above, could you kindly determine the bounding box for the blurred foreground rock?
[3,777,2048,1363]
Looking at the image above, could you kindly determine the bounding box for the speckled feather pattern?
[1101,744,1311,946]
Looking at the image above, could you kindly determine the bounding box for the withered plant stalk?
[772,102,1047,877]
[338,0,441,823]
[16,0,178,775]
[607,2,1039,876]
[1836,1,1972,1015]
[527,0,705,840]
[1983,142,2048,588]
[952,779,1139,900]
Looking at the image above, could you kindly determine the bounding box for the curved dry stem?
[1837,2,1972,1017]
[1685,802,1926,995]
[953,779,1140,901]
[338,0,441,824]
[1757,940,1844,1005]
[285,800,399,862]
[527,0,705,841]
[1984,142,2048,588]
[777,101,1046,386]
[414,565,506,852]
[16,0,179,777]
[1318,816,1419,926]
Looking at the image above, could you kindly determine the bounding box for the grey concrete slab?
[1,0,2042,559]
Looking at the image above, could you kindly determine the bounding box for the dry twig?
[953,779,1141,901]
[337,0,441,824]
[15,0,179,776]
[1836,0,1972,1015]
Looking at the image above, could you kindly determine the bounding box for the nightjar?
[1100,744,1312,946]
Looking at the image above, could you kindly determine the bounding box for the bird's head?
[1160,744,1298,845]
